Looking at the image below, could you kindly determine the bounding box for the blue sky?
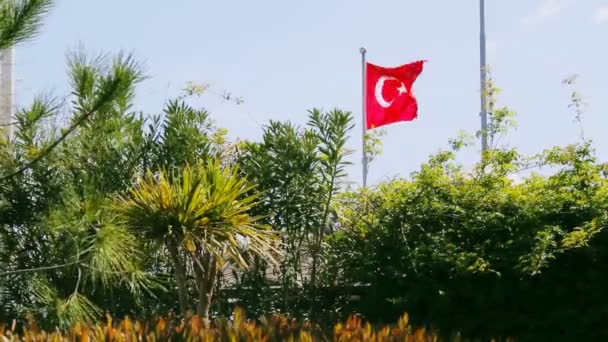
[16,0,608,185]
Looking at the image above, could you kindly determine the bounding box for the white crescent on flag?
[374,76,408,108]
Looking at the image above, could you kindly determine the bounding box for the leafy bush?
[324,143,608,340]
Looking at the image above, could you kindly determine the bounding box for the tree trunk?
[281,260,289,312]
[195,253,219,320]
[192,254,206,313]
[167,240,189,316]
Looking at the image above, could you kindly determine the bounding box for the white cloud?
[595,7,608,24]
[538,0,562,17]
[521,0,563,26]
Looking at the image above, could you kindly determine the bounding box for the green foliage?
[562,74,588,142]
[114,161,279,267]
[234,109,354,316]
[307,109,354,287]
[0,50,152,326]
[113,161,279,318]
[478,71,516,150]
[0,0,52,50]
[149,100,216,171]
[0,38,240,324]
[325,141,608,340]
[236,120,320,316]
[30,278,102,329]
[364,128,386,164]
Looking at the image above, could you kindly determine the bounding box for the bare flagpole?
[360,47,368,187]
[479,0,488,152]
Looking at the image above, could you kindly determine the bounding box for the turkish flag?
[365,60,425,130]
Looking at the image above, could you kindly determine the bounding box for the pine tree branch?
[0,0,53,50]
[0,120,17,127]
[0,260,80,277]
[0,75,123,182]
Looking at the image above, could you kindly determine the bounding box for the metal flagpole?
[360,47,368,188]
[479,0,488,152]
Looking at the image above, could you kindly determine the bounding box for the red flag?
[365,60,425,130]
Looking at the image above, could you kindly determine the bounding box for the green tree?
[239,120,322,314]
[307,109,353,290]
[113,161,279,319]
[236,109,353,315]
[0,52,149,327]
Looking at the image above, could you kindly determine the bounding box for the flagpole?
[479,0,488,152]
[360,47,368,188]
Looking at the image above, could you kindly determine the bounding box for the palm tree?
[113,161,279,318]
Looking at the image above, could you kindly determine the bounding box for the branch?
[0,75,123,182]
[72,266,82,296]
[0,260,80,277]
[1,231,81,277]
[0,120,18,127]
[0,0,54,50]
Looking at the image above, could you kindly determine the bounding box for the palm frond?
[114,161,281,269]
